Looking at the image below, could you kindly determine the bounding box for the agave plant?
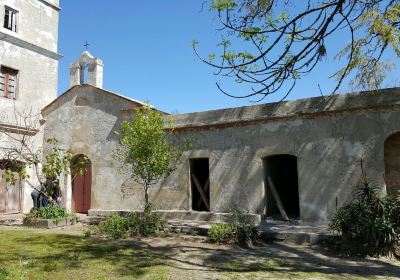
[329,180,400,256]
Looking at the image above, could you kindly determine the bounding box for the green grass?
[0,230,168,280]
[0,229,397,280]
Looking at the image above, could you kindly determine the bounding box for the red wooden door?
[72,164,92,213]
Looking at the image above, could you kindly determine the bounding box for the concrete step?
[82,214,332,245]
[0,213,24,226]
[76,214,105,225]
[167,219,332,245]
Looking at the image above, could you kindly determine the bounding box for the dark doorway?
[71,155,92,213]
[384,132,400,196]
[264,155,300,219]
[190,158,210,212]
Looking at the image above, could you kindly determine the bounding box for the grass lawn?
[0,229,399,280]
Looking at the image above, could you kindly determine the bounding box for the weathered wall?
[166,88,400,223]
[43,86,400,224]
[0,40,58,120]
[0,0,59,52]
[42,85,153,212]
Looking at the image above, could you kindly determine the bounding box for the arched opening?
[263,154,300,220]
[71,155,92,213]
[384,132,400,196]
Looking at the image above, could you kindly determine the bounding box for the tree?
[114,106,183,206]
[194,0,400,100]
[0,108,85,205]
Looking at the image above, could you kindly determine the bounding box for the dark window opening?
[3,7,18,32]
[0,66,18,99]
[0,159,24,171]
[264,155,300,220]
[190,158,210,212]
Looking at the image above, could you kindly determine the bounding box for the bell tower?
[70,51,104,89]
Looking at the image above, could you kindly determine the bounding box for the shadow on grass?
[1,230,399,279]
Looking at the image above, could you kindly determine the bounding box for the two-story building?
[0,0,61,213]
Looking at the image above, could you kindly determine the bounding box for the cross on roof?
[83,40,90,50]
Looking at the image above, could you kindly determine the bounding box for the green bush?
[208,208,259,245]
[329,180,400,256]
[96,203,165,239]
[127,203,165,237]
[98,215,128,239]
[229,208,259,244]
[26,204,75,223]
[208,223,235,243]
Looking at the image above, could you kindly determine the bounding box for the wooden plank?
[196,177,210,209]
[267,176,289,221]
[191,173,210,211]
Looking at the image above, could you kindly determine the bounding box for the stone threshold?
[88,209,262,224]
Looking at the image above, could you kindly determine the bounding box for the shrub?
[208,208,259,245]
[98,215,128,239]
[208,223,235,244]
[329,180,400,256]
[26,204,75,223]
[96,204,165,239]
[229,208,259,244]
[127,203,165,237]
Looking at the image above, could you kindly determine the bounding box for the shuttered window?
[3,6,18,32]
[0,66,18,99]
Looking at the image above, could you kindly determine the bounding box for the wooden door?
[72,164,92,213]
[6,180,20,212]
[0,171,21,213]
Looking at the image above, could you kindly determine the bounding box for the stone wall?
[43,86,400,224]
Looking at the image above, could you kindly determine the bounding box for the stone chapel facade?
[41,51,400,224]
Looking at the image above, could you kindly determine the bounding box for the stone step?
[81,214,332,245]
[0,213,24,226]
[166,219,332,245]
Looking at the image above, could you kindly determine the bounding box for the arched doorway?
[71,155,92,213]
[384,132,400,196]
[263,154,300,220]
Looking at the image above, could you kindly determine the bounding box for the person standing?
[41,177,54,207]
[30,183,42,209]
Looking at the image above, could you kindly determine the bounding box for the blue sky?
[58,1,399,114]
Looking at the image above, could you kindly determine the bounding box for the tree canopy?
[194,0,400,100]
[114,106,182,206]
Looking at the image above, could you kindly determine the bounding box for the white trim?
[0,31,62,60]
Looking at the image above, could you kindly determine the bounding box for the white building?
[0,0,61,213]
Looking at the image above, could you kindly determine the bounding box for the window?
[0,66,18,99]
[3,6,18,32]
